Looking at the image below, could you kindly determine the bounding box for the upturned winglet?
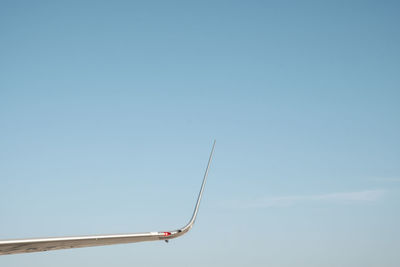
[168,139,216,239]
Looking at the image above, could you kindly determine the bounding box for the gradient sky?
[1,1,399,266]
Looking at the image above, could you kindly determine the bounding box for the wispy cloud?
[371,177,400,182]
[222,190,385,209]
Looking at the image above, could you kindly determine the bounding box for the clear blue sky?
[1,1,399,266]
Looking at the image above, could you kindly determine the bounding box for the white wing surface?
[0,141,215,255]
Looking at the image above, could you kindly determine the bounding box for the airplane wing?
[0,141,216,256]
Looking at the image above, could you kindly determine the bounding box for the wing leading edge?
[0,141,216,256]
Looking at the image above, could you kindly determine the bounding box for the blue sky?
[1,1,399,266]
